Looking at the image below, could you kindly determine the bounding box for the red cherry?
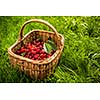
[43,53,46,58]
[36,49,41,53]
[40,53,46,59]
[29,45,35,50]
[20,48,26,53]
[36,42,41,46]
[25,49,29,52]
[16,50,21,55]
[37,56,41,60]
[34,54,39,59]
[31,50,37,55]
[40,50,45,54]
[27,44,32,49]
[40,41,44,45]
[32,44,36,47]
[33,47,37,51]
[33,40,36,45]
[29,55,32,59]
[29,47,34,51]
[39,45,43,49]
[40,54,44,58]
[25,54,29,58]
[47,54,51,58]
[37,47,40,49]
[32,58,35,60]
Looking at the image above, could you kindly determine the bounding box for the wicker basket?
[8,19,64,80]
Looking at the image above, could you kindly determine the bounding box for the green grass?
[0,16,100,83]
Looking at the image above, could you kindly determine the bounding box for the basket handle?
[19,19,59,41]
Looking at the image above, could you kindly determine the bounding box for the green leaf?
[48,40,57,50]
[21,52,26,57]
[44,43,52,53]
[43,40,57,54]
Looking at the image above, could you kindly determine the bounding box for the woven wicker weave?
[8,19,64,79]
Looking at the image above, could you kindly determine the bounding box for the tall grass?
[0,16,100,82]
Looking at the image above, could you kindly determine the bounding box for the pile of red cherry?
[15,39,55,60]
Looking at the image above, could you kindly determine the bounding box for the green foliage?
[44,40,57,53]
[0,16,100,83]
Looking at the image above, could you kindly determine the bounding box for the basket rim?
[8,30,64,65]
